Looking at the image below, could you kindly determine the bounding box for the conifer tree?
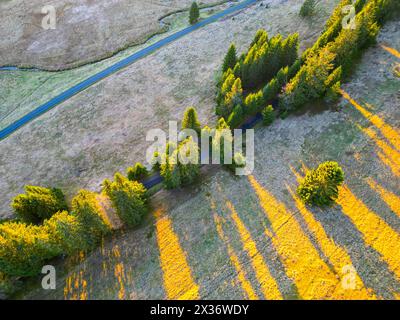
[189,2,200,25]
[222,44,237,73]
[182,106,201,134]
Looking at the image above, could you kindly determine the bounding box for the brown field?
[0,0,341,219]
[15,18,400,300]
[0,0,221,70]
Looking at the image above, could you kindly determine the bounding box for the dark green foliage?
[102,173,147,227]
[70,190,111,247]
[262,78,281,102]
[262,105,275,126]
[244,90,264,115]
[300,0,317,17]
[297,161,344,206]
[222,44,237,73]
[12,186,68,224]
[227,104,244,128]
[127,162,149,181]
[189,2,200,25]
[182,106,201,134]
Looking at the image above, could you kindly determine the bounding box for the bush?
[297,161,344,206]
[102,174,147,227]
[127,162,149,181]
[262,105,275,126]
[71,190,111,246]
[189,2,200,25]
[0,221,58,277]
[12,186,68,224]
[300,0,317,17]
[227,104,244,128]
[182,106,201,134]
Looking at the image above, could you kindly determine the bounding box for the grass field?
[15,18,400,300]
[0,0,341,219]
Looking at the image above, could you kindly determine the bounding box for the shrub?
[12,186,68,224]
[71,190,111,246]
[262,105,275,126]
[0,221,58,277]
[189,2,200,25]
[182,106,201,134]
[127,162,149,181]
[102,174,147,227]
[227,104,244,128]
[244,90,264,115]
[297,161,344,206]
[222,44,237,73]
[300,0,317,17]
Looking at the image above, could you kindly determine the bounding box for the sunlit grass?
[212,204,259,300]
[337,185,400,283]
[287,183,375,299]
[340,90,400,152]
[367,178,400,218]
[248,175,347,300]
[63,251,88,300]
[381,44,400,59]
[154,209,199,300]
[225,201,283,300]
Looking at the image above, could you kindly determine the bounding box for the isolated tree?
[297,161,344,206]
[189,2,200,25]
[222,44,237,73]
[182,107,201,134]
[300,0,317,17]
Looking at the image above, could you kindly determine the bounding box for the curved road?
[0,0,259,140]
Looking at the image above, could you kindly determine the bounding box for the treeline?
[280,0,400,112]
[216,30,299,127]
[0,173,147,278]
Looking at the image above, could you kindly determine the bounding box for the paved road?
[0,0,259,140]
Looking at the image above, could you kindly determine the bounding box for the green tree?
[102,174,147,227]
[222,44,237,73]
[182,106,201,134]
[297,161,344,206]
[224,77,243,113]
[189,2,200,25]
[127,162,149,181]
[300,0,317,17]
[12,186,68,224]
[262,105,275,126]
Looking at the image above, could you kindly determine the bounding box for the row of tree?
[280,0,400,112]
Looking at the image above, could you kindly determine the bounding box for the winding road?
[0,0,259,140]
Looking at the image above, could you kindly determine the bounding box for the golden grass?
[337,185,400,284]
[367,178,400,218]
[212,208,259,300]
[154,209,199,300]
[248,175,358,299]
[63,251,88,300]
[112,245,128,300]
[381,44,400,59]
[225,201,283,300]
[287,184,375,299]
[340,90,400,152]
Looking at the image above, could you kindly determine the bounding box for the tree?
[102,174,147,227]
[12,186,68,224]
[182,106,201,134]
[224,77,243,113]
[70,190,111,246]
[127,162,149,181]
[300,0,317,17]
[222,44,237,73]
[262,105,275,126]
[189,2,200,25]
[297,161,344,206]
